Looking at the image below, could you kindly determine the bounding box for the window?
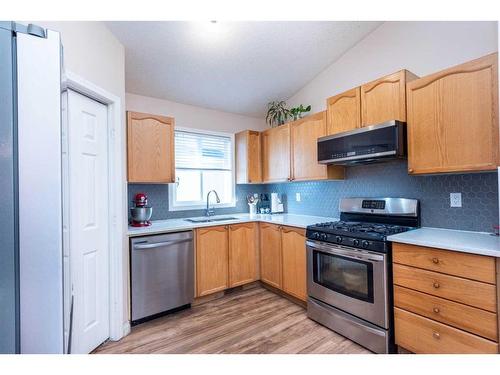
[169,128,235,211]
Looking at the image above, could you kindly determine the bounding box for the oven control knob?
[312,232,320,239]
[362,240,370,248]
[335,236,342,243]
[320,233,328,241]
[353,239,360,246]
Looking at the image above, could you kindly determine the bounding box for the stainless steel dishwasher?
[131,231,194,325]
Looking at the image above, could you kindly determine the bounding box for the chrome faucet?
[206,190,220,217]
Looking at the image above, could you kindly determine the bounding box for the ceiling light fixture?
[191,21,229,45]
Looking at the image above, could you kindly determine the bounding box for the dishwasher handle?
[133,238,192,250]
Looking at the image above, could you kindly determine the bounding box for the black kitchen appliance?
[317,120,406,165]
[306,197,419,353]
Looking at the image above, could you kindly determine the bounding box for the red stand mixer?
[130,193,153,227]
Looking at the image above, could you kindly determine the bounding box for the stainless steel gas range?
[306,198,420,353]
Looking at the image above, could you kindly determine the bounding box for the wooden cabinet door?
[195,226,229,297]
[406,53,499,174]
[290,112,344,182]
[281,226,307,301]
[228,223,259,287]
[259,223,282,288]
[235,130,262,184]
[361,70,418,126]
[290,112,328,181]
[261,124,290,183]
[127,111,175,183]
[326,87,361,135]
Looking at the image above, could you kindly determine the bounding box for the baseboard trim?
[259,282,307,309]
[121,321,131,339]
[193,281,261,306]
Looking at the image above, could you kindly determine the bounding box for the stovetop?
[306,220,417,253]
[305,198,420,253]
[313,220,412,238]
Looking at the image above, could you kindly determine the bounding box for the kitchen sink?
[185,216,239,223]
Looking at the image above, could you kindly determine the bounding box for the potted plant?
[266,101,290,127]
[289,104,312,121]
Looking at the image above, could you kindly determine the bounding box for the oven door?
[307,240,388,328]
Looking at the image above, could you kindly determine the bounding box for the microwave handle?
[306,240,385,262]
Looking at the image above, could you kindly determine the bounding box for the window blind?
[175,130,232,170]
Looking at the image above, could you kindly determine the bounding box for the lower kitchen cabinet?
[195,222,307,302]
[259,223,283,288]
[229,222,259,287]
[195,226,229,297]
[196,223,259,297]
[392,243,500,354]
[281,226,307,301]
[259,223,307,301]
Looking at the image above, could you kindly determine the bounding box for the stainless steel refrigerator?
[0,22,64,354]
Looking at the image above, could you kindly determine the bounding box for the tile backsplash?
[128,183,266,221]
[266,161,498,232]
[128,160,498,232]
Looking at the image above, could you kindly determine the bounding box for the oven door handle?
[306,240,385,262]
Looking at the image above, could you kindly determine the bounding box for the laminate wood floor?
[93,286,371,354]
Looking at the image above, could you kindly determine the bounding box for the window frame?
[168,126,236,211]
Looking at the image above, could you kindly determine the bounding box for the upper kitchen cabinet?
[290,112,344,181]
[127,111,175,183]
[407,53,499,175]
[361,70,418,126]
[326,87,361,135]
[235,130,262,184]
[261,124,291,183]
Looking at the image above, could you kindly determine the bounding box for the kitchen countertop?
[128,213,339,237]
[387,227,500,258]
[129,215,500,258]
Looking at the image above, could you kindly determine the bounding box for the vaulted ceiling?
[106,21,382,117]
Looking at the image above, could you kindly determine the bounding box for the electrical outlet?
[295,193,301,202]
[450,193,462,208]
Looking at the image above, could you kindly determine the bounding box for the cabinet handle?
[432,257,439,264]
[225,225,229,229]
[433,307,440,314]
[408,168,414,173]
[432,332,440,340]
[433,282,440,289]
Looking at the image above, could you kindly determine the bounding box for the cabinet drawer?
[394,285,498,341]
[393,243,496,284]
[395,308,498,353]
[393,264,497,312]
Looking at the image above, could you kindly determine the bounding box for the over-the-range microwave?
[317,120,406,166]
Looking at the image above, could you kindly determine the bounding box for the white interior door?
[67,89,110,353]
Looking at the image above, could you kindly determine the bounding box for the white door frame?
[62,71,129,342]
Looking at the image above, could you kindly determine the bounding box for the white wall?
[126,93,267,133]
[36,21,125,101]
[288,21,498,111]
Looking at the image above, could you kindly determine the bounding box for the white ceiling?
[106,21,382,117]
